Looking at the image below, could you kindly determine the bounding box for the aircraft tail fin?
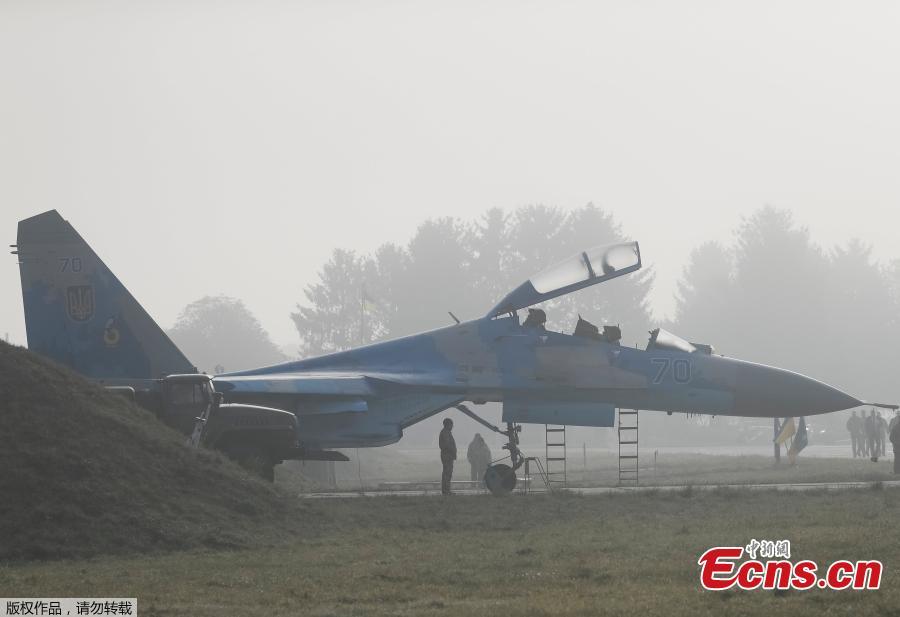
[16,210,195,380]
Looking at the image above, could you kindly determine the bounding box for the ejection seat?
[572,316,622,344]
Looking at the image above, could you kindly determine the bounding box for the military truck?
[109,373,304,481]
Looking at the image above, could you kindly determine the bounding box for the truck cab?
[161,374,218,435]
[159,374,301,481]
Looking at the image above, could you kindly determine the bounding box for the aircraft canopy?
[488,241,641,317]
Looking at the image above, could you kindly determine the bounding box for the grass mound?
[0,342,297,562]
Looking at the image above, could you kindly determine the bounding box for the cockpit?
[495,241,715,354]
[572,315,622,344]
[520,310,623,344]
[520,308,713,355]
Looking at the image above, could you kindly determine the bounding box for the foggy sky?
[2,1,899,348]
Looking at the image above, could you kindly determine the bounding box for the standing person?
[846,411,861,458]
[467,433,492,485]
[891,417,900,475]
[859,412,870,458]
[865,409,879,462]
[877,412,889,456]
[873,411,882,457]
[478,435,492,482]
[439,418,457,495]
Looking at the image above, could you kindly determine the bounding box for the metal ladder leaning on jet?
[617,410,639,486]
[14,210,897,493]
[545,424,567,489]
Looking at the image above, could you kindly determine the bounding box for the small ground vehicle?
[110,374,344,481]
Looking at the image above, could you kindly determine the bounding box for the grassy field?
[3,487,899,616]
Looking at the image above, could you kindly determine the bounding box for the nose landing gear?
[455,404,526,496]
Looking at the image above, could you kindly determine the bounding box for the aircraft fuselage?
[216,315,860,449]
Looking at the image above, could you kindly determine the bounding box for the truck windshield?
[169,382,211,405]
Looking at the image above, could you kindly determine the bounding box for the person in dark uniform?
[846,411,861,458]
[891,418,900,475]
[439,418,457,495]
[865,409,879,462]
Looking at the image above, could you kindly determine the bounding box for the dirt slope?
[0,342,301,561]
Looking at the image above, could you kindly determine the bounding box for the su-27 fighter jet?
[14,210,890,493]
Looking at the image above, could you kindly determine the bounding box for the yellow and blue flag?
[774,417,796,446]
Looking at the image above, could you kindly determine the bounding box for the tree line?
[290,204,653,356]
[167,204,900,409]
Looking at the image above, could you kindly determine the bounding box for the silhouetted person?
[846,411,861,458]
[891,418,900,475]
[439,418,457,495]
[859,413,870,457]
[467,433,492,485]
[523,308,547,330]
[877,411,888,456]
[865,409,879,462]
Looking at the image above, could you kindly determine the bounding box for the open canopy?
[487,242,641,317]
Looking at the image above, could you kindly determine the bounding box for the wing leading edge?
[213,367,460,396]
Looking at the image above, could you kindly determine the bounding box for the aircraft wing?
[213,369,455,396]
[213,370,462,425]
[215,373,379,396]
[487,241,641,316]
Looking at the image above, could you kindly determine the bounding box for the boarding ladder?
[617,409,639,486]
[544,424,567,488]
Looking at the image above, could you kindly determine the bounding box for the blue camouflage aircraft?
[14,210,882,492]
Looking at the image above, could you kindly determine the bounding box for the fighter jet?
[14,210,881,492]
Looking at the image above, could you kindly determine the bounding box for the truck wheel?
[225,446,276,482]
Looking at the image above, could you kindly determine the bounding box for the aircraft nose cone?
[732,361,862,417]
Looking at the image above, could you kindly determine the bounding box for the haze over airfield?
[2,1,899,347]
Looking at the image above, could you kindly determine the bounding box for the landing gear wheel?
[484,463,516,496]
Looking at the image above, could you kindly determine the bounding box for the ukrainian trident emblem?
[66,285,95,322]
